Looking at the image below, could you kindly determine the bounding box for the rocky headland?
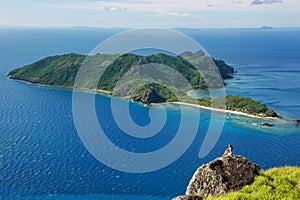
[173,155,260,199]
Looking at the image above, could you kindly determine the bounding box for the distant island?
[8,51,279,119]
[261,25,274,30]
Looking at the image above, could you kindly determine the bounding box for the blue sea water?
[0,27,300,200]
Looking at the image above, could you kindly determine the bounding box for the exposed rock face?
[136,56,150,65]
[186,155,259,197]
[265,109,279,118]
[132,87,166,105]
[172,195,203,200]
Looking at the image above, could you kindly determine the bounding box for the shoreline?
[11,78,113,95]
[169,102,281,120]
[10,78,282,121]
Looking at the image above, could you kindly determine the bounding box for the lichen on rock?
[185,155,259,197]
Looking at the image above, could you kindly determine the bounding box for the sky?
[0,0,300,28]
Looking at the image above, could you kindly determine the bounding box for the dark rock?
[260,123,274,127]
[136,56,150,65]
[186,155,259,197]
[132,87,166,105]
[265,109,279,118]
[293,119,300,124]
[172,195,203,200]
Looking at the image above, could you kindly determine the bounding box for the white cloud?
[6,0,299,28]
[251,0,283,5]
[156,9,203,19]
[32,0,240,12]
[104,6,127,12]
[167,12,190,17]
[33,0,298,13]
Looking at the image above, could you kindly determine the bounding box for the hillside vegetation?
[8,52,280,117]
[207,167,300,200]
[8,51,234,92]
[198,95,278,117]
[131,83,178,103]
[9,53,86,87]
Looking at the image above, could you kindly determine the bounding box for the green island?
[8,51,279,119]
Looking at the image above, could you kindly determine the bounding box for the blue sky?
[1,0,300,28]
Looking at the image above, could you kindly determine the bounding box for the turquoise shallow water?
[0,28,300,199]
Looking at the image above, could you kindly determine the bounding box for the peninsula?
[8,51,279,119]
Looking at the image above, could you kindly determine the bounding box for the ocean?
[0,27,300,199]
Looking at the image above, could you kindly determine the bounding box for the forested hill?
[8,51,234,91]
[8,52,281,118]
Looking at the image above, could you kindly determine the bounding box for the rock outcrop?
[265,109,279,118]
[173,195,203,200]
[185,155,259,197]
[260,123,274,127]
[136,56,150,65]
[293,119,300,124]
[132,87,166,105]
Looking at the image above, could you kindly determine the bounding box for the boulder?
[293,119,300,124]
[186,155,259,197]
[260,123,274,127]
[172,195,203,200]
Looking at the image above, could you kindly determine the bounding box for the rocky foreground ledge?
[173,155,259,200]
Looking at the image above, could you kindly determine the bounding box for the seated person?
[222,144,233,157]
